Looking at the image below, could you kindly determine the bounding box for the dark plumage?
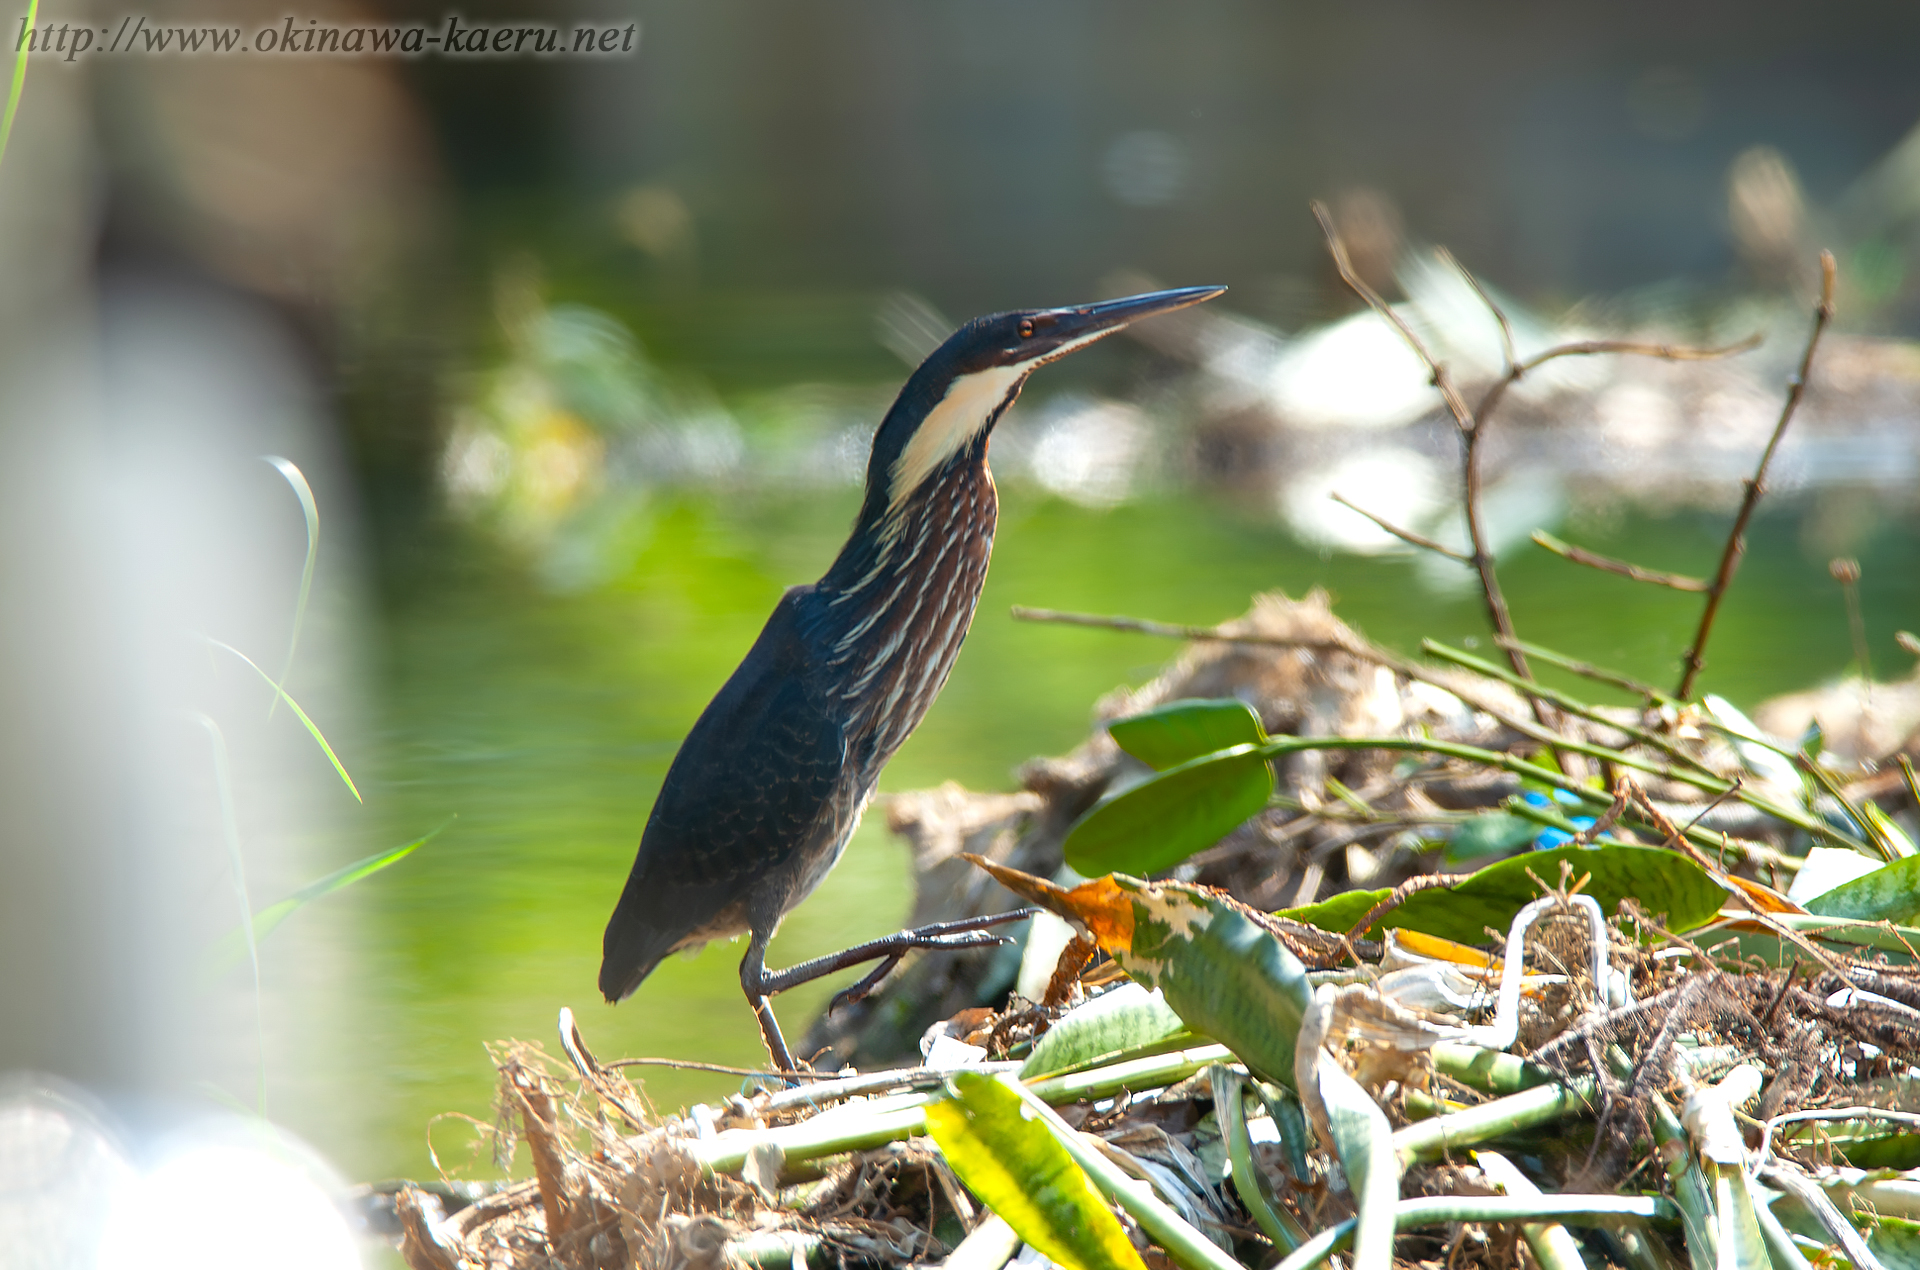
[599,285,1226,1067]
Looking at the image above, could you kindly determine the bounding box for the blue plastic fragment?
[1522,789,1597,850]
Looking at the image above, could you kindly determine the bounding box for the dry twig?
[1677,251,1837,698]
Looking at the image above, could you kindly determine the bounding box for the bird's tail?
[598,918,681,1003]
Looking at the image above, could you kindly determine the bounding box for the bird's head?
[862,285,1226,517]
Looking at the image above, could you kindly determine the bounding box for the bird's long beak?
[1029,285,1226,364]
[1029,284,1236,366]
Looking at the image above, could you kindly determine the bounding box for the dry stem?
[1677,250,1837,698]
[1530,530,1707,592]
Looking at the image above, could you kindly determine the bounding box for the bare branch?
[1437,246,1515,372]
[1677,250,1836,699]
[1311,202,1548,727]
[1331,491,1471,563]
[1009,605,1354,653]
[1518,333,1762,374]
[1010,604,1826,862]
[1531,529,1708,592]
[1309,201,1475,432]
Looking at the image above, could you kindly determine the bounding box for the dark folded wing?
[599,591,847,1000]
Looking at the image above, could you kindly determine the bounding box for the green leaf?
[1020,983,1200,1081]
[1804,854,1920,924]
[1315,1056,1399,1270]
[1109,699,1266,771]
[1093,876,1313,1089]
[1274,888,1389,937]
[206,822,446,974]
[1064,746,1274,876]
[1446,811,1539,862]
[925,1071,1147,1270]
[1279,844,1726,942]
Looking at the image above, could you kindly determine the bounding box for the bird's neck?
[810,448,998,756]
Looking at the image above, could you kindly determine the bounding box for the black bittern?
[599,285,1226,1069]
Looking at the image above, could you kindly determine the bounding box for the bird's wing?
[600,591,849,999]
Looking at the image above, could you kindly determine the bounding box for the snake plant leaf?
[1314,1056,1399,1270]
[962,858,1312,1088]
[1020,983,1201,1081]
[1108,699,1266,772]
[1063,745,1274,877]
[1209,1065,1307,1252]
[1277,844,1727,942]
[925,1071,1147,1270]
[1803,853,1920,924]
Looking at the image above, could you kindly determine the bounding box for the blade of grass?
[0,0,39,176]
[695,1044,1238,1175]
[1315,1055,1398,1270]
[205,638,361,802]
[190,713,268,1115]
[206,820,449,976]
[261,457,319,719]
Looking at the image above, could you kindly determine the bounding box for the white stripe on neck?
[887,364,1024,513]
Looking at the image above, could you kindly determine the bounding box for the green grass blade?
[253,819,447,942]
[1393,1080,1597,1167]
[261,457,320,719]
[0,0,40,177]
[206,820,446,974]
[206,638,361,802]
[191,713,268,1114]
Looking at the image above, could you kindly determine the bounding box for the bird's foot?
[757,908,1040,1007]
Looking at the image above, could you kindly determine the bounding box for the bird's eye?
[1018,318,1035,339]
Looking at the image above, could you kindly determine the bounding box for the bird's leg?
[756,908,1042,1010]
[738,930,798,1072]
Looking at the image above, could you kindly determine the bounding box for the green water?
[335,480,1916,1185]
